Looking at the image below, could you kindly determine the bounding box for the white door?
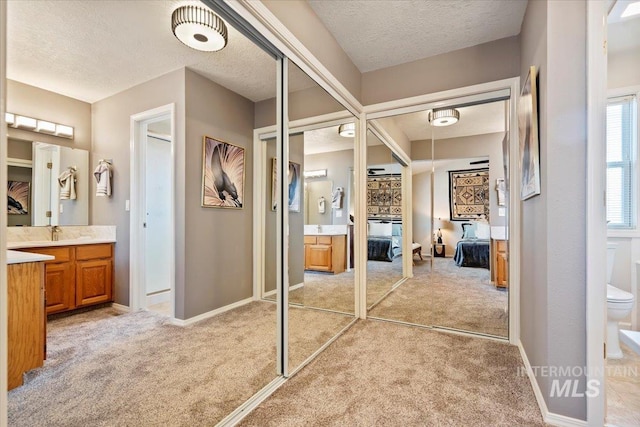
[143,120,172,305]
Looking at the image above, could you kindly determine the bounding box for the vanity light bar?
[5,112,74,139]
[303,169,328,179]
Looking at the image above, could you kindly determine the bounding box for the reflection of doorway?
[130,104,175,317]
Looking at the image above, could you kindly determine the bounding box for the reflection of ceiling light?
[304,169,328,179]
[622,2,640,18]
[338,123,355,137]
[428,108,460,127]
[172,5,228,52]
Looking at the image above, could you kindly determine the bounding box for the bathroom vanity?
[7,250,54,390]
[303,225,347,274]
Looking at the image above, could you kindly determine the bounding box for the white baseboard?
[263,289,277,298]
[170,297,253,327]
[290,282,304,291]
[111,303,130,313]
[146,290,170,306]
[517,341,588,427]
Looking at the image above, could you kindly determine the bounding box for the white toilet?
[607,243,635,359]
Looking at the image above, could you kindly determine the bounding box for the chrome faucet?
[51,225,62,241]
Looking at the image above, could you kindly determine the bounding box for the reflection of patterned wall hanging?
[449,168,489,221]
[367,174,402,219]
[8,181,30,215]
[202,136,245,209]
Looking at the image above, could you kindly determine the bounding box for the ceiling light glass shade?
[172,5,228,52]
[338,123,356,137]
[36,120,56,134]
[428,108,460,127]
[621,2,640,18]
[55,124,74,138]
[5,112,15,126]
[15,115,37,130]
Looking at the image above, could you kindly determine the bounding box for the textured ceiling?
[7,0,313,103]
[304,125,355,155]
[308,0,528,72]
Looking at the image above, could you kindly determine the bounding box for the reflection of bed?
[367,220,402,262]
[453,239,490,269]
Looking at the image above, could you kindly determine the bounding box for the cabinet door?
[45,262,76,314]
[305,245,332,272]
[496,252,508,288]
[76,259,113,306]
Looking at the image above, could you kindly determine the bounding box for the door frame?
[129,103,176,317]
[586,1,608,424]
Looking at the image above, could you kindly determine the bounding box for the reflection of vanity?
[490,226,508,288]
[303,225,347,274]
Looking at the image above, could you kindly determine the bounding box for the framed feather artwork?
[201,136,245,209]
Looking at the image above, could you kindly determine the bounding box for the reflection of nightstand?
[433,244,446,257]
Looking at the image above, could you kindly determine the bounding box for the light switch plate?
[125,200,130,211]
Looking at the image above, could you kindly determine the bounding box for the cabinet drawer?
[21,247,73,263]
[317,236,332,245]
[304,236,317,245]
[76,244,113,261]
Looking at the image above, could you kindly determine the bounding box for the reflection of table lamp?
[435,218,449,244]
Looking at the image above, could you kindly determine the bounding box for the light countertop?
[7,250,55,265]
[7,238,116,250]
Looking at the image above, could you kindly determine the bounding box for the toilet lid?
[607,284,634,302]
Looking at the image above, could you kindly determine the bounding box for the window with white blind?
[606,95,637,229]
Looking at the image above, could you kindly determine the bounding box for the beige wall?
[183,69,256,318]
[375,117,412,159]
[519,0,588,420]
[608,49,640,89]
[361,36,520,105]
[260,0,361,102]
[255,85,347,129]
[91,69,186,310]
[7,80,91,151]
[304,148,354,226]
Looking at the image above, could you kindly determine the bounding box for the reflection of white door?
[143,127,172,299]
[32,142,59,226]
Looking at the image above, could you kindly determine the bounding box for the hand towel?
[58,168,77,200]
[331,187,343,209]
[318,196,326,214]
[94,162,112,197]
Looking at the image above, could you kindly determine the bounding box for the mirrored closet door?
[363,93,511,340]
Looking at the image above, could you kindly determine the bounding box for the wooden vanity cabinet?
[19,243,114,314]
[492,239,508,288]
[304,235,346,274]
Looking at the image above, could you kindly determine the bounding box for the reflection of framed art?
[449,168,490,221]
[271,158,301,212]
[8,181,30,215]
[519,65,540,200]
[201,136,245,208]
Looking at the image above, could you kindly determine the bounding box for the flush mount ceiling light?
[622,1,640,18]
[338,123,355,137]
[428,108,460,127]
[172,5,228,52]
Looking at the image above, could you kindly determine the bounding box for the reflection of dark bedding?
[453,239,490,269]
[368,236,394,262]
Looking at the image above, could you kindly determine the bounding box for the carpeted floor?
[369,257,509,337]
[8,302,352,426]
[239,319,544,426]
[265,258,404,313]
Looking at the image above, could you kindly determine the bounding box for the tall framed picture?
[8,181,30,215]
[519,65,540,200]
[201,136,245,208]
[271,158,301,212]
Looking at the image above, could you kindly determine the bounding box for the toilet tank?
[607,242,618,284]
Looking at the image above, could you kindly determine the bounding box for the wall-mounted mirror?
[8,138,89,226]
[304,180,333,226]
